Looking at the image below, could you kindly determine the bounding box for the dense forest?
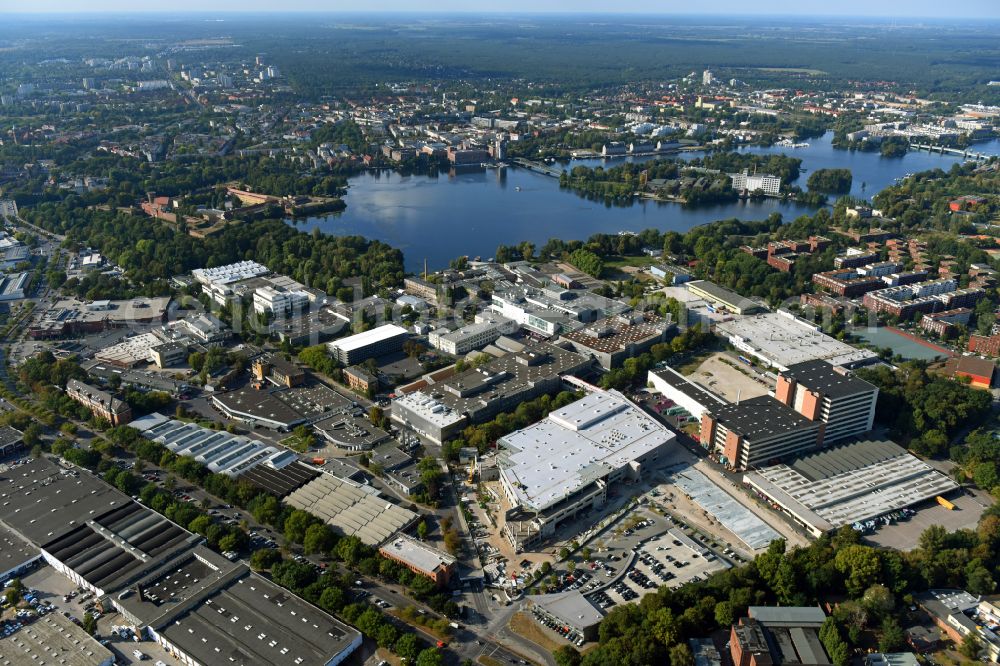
[807,168,853,194]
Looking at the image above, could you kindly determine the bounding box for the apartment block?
[920,308,971,337]
[66,379,133,425]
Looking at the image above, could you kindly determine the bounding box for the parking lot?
[588,525,730,610]
[18,565,181,665]
[863,489,990,551]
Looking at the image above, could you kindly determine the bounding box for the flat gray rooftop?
[0,520,39,576]
[711,395,816,441]
[531,590,604,629]
[0,458,128,545]
[159,572,359,666]
[668,467,780,550]
[717,312,878,369]
[749,605,827,627]
[744,439,959,533]
[2,610,115,666]
[499,390,675,513]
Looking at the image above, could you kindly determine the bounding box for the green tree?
[834,545,882,597]
[284,509,314,544]
[554,645,583,666]
[416,648,444,666]
[960,633,982,661]
[670,642,695,666]
[303,523,334,555]
[714,600,735,627]
[249,548,281,571]
[394,633,421,661]
[878,617,906,653]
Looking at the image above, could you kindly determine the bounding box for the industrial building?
[391,341,590,444]
[649,263,692,285]
[3,612,116,666]
[379,535,457,587]
[283,472,418,546]
[743,439,959,537]
[686,280,767,315]
[328,324,409,365]
[94,331,169,368]
[717,311,878,371]
[559,313,672,369]
[0,522,41,582]
[66,378,132,425]
[700,361,878,470]
[497,389,675,551]
[167,312,229,345]
[0,458,362,666]
[28,297,172,339]
[192,260,269,303]
[212,386,308,430]
[0,271,28,301]
[0,424,25,458]
[131,413,293,477]
[730,606,831,666]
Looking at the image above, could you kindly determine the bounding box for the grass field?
[508,611,564,654]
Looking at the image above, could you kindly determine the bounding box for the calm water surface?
[289,132,1000,271]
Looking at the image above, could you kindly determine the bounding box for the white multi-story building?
[729,169,781,196]
[252,285,310,316]
[428,315,517,355]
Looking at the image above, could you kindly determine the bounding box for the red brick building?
[969,333,1000,357]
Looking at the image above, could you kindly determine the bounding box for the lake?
[289,132,1000,272]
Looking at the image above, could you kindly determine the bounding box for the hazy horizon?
[4,1,999,19]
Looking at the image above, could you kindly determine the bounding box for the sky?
[4,0,1000,18]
